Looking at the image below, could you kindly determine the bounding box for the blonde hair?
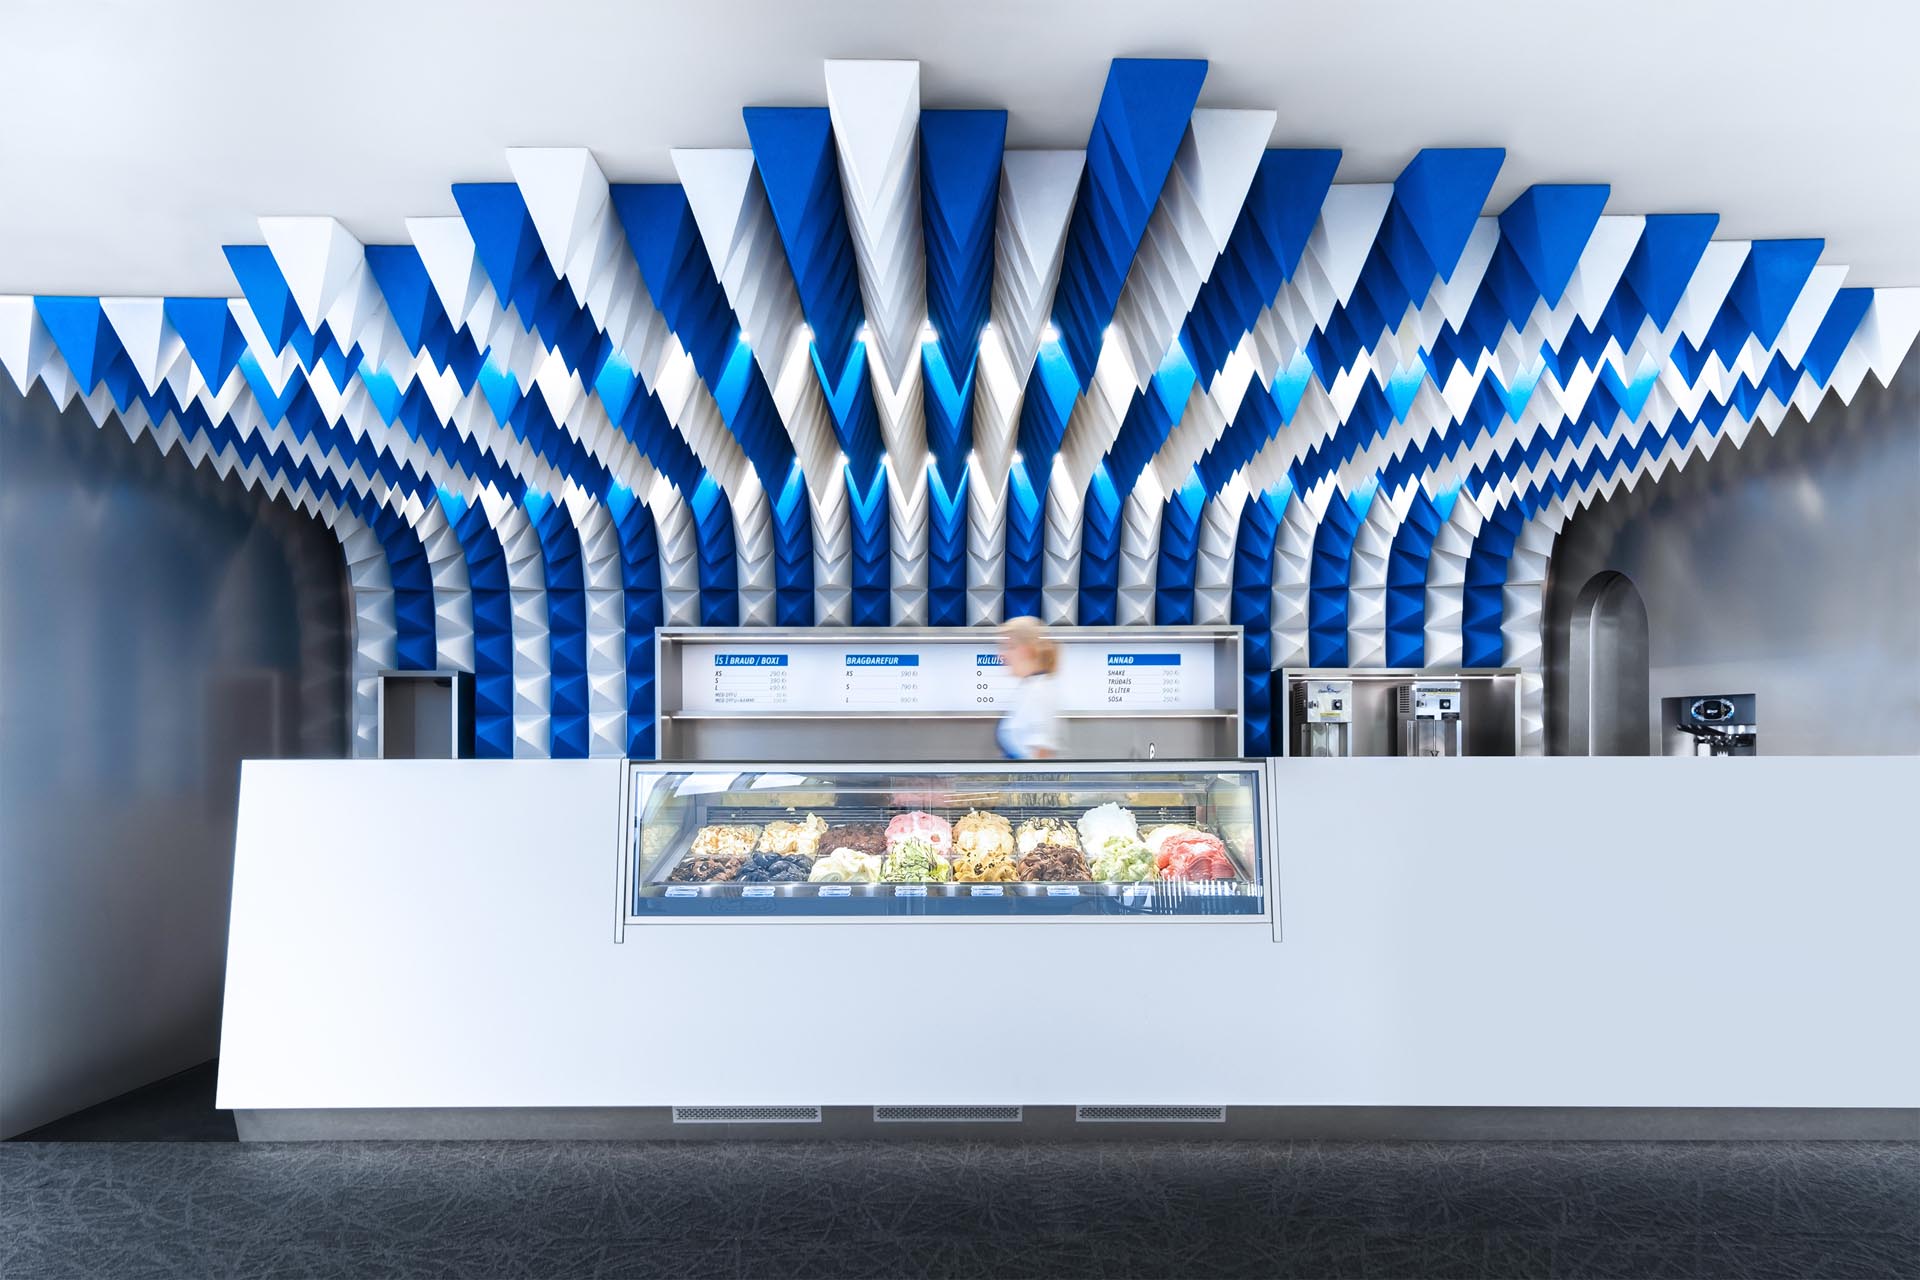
[1000,615,1059,675]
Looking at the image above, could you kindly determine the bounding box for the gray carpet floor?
[3,1137,1917,1278]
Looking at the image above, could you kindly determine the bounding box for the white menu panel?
[969,651,1016,709]
[1100,653,1181,707]
[842,653,923,708]
[707,653,792,707]
[677,640,1215,714]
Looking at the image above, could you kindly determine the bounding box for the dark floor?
[5,1070,1917,1279]
[12,1061,235,1142]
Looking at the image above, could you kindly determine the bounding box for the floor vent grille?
[873,1105,1024,1124]
[671,1106,822,1125]
[1075,1105,1226,1124]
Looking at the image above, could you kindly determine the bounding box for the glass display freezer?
[619,760,1273,925]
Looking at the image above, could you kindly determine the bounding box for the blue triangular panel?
[1727,238,1825,348]
[1499,184,1611,308]
[1392,147,1505,282]
[1050,58,1208,384]
[163,297,247,389]
[921,109,1006,378]
[1620,213,1718,330]
[744,107,866,376]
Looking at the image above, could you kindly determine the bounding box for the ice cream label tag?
[665,886,698,898]
[1046,885,1082,897]
[818,885,852,898]
[971,885,1004,897]
[894,885,928,897]
[741,886,775,898]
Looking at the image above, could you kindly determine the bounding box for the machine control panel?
[1682,694,1755,726]
[1670,692,1758,757]
[1408,682,1463,719]
[1303,680,1353,723]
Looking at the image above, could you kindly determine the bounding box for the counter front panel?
[624,761,1269,922]
[217,757,1920,1117]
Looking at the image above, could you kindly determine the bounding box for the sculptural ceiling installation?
[3,58,1915,757]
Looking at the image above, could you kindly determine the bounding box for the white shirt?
[998,673,1064,759]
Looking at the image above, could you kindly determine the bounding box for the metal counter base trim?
[235,1106,1920,1143]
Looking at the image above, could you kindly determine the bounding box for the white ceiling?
[4,0,1916,296]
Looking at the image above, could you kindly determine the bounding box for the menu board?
[1104,653,1183,706]
[970,652,1016,709]
[843,653,922,707]
[678,640,1215,714]
[708,653,792,707]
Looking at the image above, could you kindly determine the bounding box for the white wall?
[1548,348,1920,756]
[219,756,1919,1112]
[0,385,348,1138]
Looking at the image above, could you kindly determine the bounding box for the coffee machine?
[1290,679,1354,757]
[1395,680,1464,757]
[1671,693,1757,757]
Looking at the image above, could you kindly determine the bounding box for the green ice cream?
[880,835,953,883]
[1091,834,1156,882]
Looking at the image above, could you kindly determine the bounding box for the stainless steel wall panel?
[0,385,348,1138]
[1546,348,1920,755]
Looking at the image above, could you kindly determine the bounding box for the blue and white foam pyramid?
[2,58,1915,757]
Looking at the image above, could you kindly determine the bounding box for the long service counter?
[216,756,1920,1139]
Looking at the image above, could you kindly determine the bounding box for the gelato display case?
[619,760,1271,925]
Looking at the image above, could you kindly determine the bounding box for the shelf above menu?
[660,709,1240,721]
[668,635,1221,715]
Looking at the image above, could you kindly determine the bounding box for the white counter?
[216,756,1920,1123]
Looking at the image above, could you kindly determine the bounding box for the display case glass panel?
[624,763,1268,921]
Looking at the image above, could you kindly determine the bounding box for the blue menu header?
[975,654,1006,666]
[847,654,919,667]
[715,654,788,667]
[1108,653,1181,667]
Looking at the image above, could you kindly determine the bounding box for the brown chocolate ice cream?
[668,854,746,883]
[1015,843,1091,882]
[821,823,888,858]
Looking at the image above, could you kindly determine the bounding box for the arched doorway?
[1567,571,1650,755]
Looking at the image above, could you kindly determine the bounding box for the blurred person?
[996,616,1063,760]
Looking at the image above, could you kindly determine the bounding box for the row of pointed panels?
[316,465,1563,760]
[3,56,1918,757]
